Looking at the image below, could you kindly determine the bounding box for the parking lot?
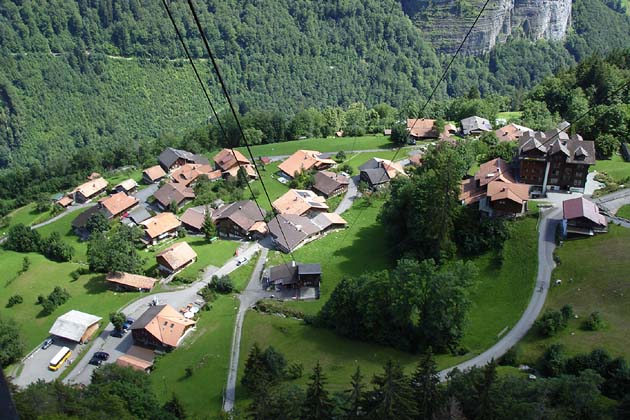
[12,337,82,387]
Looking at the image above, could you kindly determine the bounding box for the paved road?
[334,175,360,215]
[264,146,420,162]
[133,183,159,207]
[18,242,263,387]
[439,207,562,380]
[223,248,270,412]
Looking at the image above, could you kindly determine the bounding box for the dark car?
[93,351,109,361]
[41,337,54,350]
[122,317,135,331]
[110,329,124,338]
[89,357,103,366]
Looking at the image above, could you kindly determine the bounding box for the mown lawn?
[249,161,290,211]
[0,203,57,236]
[0,249,143,353]
[35,208,90,262]
[103,167,144,189]
[235,135,393,158]
[344,150,407,173]
[591,155,630,181]
[150,294,239,418]
[230,254,258,292]
[235,205,539,407]
[496,111,523,122]
[519,225,630,363]
[616,204,630,219]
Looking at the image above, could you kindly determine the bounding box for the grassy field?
[519,225,630,363]
[234,135,393,158]
[344,150,408,173]
[230,255,258,292]
[496,111,523,122]
[249,161,291,211]
[150,294,239,417]
[591,155,630,181]
[235,205,539,407]
[0,203,58,236]
[103,167,144,189]
[616,204,630,219]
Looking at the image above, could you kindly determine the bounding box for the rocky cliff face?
[402,0,572,55]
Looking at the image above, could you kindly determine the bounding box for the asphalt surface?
[223,248,270,412]
[439,207,562,380]
[334,175,360,214]
[49,242,261,386]
[11,338,81,387]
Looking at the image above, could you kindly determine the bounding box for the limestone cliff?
[402,0,572,54]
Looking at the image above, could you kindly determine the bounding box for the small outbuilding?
[156,241,198,274]
[106,272,157,292]
[49,310,102,343]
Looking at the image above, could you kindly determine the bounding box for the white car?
[236,257,248,266]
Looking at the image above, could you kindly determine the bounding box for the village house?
[113,179,138,194]
[495,123,532,143]
[180,205,210,233]
[73,177,109,203]
[140,212,181,245]
[268,212,347,253]
[49,310,102,344]
[407,118,439,141]
[152,182,195,210]
[121,206,152,227]
[142,165,167,184]
[155,241,198,275]
[460,157,530,217]
[266,262,322,298]
[106,272,157,292]
[71,205,101,239]
[359,158,406,190]
[562,197,608,238]
[277,150,336,179]
[212,200,267,239]
[272,189,329,217]
[213,148,258,180]
[55,195,74,208]
[170,163,221,187]
[461,116,492,136]
[518,129,596,192]
[131,304,196,350]
[312,171,349,198]
[116,346,155,372]
[158,147,209,173]
[98,191,139,219]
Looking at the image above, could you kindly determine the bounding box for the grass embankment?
[591,155,630,181]
[235,203,539,408]
[616,204,630,219]
[0,203,58,236]
[235,135,393,158]
[496,111,523,122]
[519,225,630,363]
[103,167,144,189]
[150,294,239,417]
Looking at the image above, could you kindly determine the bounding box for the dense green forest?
[0,0,630,214]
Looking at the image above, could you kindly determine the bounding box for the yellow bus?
[48,346,71,371]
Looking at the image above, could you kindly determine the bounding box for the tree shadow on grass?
[83,274,108,295]
[332,221,393,277]
[188,239,210,248]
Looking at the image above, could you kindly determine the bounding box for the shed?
[49,310,102,343]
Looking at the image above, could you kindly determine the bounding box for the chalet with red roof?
[562,197,607,238]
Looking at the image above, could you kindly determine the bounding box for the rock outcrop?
[402,0,572,54]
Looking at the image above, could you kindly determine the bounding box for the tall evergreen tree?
[201,207,216,241]
[365,360,418,420]
[302,361,334,420]
[344,366,366,420]
[411,348,441,420]
[242,343,270,392]
[474,360,498,420]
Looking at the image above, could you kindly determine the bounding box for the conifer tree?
[411,348,441,420]
[163,393,186,419]
[302,361,334,420]
[365,360,418,420]
[242,343,269,392]
[201,207,216,240]
[344,366,365,420]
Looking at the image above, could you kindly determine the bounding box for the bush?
[209,275,234,294]
[583,311,604,331]
[70,271,81,281]
[0,316,24,368]
[499,346,519,366]
[539,344,567,377]
[254,299,305,319]
[172,273,196,285]
[286,362,304,380]
[535,307,572,337]
[40,232,75,262]
[197,285,217,303]
[6,295,23,308]
[39,286,71,315]
[4,224,41,253]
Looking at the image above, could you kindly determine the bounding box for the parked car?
[110,329,124,338]
[236,256,248,266]
[122,317,135,331]
[93,351,109,361]
[89,357,104,366]
[41,337,54,350]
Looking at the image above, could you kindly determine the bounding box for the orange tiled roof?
[474,158,515,187]
[272,189,329,216]
[99,192,138,217]
[143,165,167,182]
[213,149,251,172]
[156,241,198,271]
[407,119,439,138]
[495,123,531,142]
[106,272,157,290]
[277,150,336,178]
[141,212,181,239]
[137,304,196,348]
[56,196,74,207]
[487,180,530,205]
[75,177,108,199]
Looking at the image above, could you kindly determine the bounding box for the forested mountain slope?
[0,0,629,200]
